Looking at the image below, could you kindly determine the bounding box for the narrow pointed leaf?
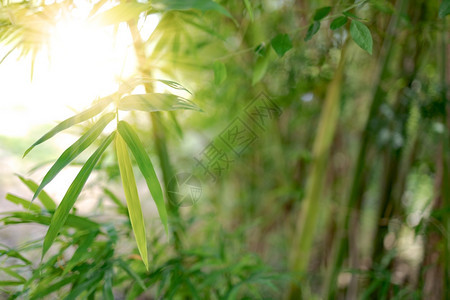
[115,133,149,270]
[23,96,114,157]
[6,193,41,212]
[17,175,56,211]
[33,112,115,201]
[118,121,168,235]
[305,21,320,41]
[117,258,146,290]
[118,93,202,112]
[42,132,115,258]
[213,61,227,85]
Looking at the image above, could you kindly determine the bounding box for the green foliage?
[305,21,320,41]
[439,0,450,18]
[271,33,293,58]
[330,16,348,30]
[313,6,332,21]
[350,20,373,54]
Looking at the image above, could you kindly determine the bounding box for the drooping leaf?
[33,113,115,201]
[350,20,373,54]
[17,175,56,211]
[330,16,348,30]
[23,96,114,157]
[439,0,450,18]
[90,2,151,26]
[313,6,331,21]
[1,212,99,229]
[154,0,233,19]
[243,0,254,21]
[304,21,320,41]
[6,193,41,212]
[213,61,227,85]
[119,77,192,95]
[42,132,115,258]
[118,93,202,112]
[115,133,149,270]
[118,121,168,235]
[271,33,293,57]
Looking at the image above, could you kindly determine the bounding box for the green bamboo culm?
[287,41,348,299]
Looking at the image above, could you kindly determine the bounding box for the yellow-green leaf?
[118,121,168,235]
[5,193,41,212]
[23,96,114,157]
[17,175,56,211]
[118,93,202,112]
[33,112,115,201]
[115,133,149,270]
[42,132,115,258]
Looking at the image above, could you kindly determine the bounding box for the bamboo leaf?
[23,96,114,157]
[155,0,233,19]
[313,6,331,21]
[243,0,254,21]
[33,113,115,201]
[63,230,99,275]
[5,193,41,212]
[90,2,151,26]
[115,133,149,270]
[271,33,293,58]
[118,121,168,235]
[213,61,227,85]
[117,258,146,290]
[118,93,202,112]
[17,175,56,211]
[305,21,320,41]
[439,0,450,18]
[350,20,373,54]
[330,16,348,30]
[42,132,115,258]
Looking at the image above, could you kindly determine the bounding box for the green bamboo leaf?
[118,93,202,112]
[252,46,271,85]
[439,0,450,18]
[5,193,41,212]
[63,230,99,275]
[23,96,114,157]
[304,21,320,41]
[119,77,192,95]
[115,133,149,270]
[313,6,331,21]
[243,0,254,21]
[42,132,115,258]
[90,2,151,26]
[350,20,373,54]
[330,16,348,30]
[271,33,293,58]
[155,0,234,19]
[103,269,114,300]
[117,258,146,290]
[33,113,115,201]
[17,175,56,211]
[118,121,168,235]
[213,61,227,85]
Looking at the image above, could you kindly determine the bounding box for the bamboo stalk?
[287,41,348,299]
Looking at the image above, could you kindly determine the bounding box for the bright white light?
[0,2,142,137]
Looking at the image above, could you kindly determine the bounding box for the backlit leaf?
[350,20,373,54]
[90,2,150,26]
[6,193,41,212]
[118,93,202,112]
[118,121,168,235]
[23,96,114,157]
[42,132,115,258]
[243,0,254,21]
[115,133,149,270]
[33,112,115,201]
[17,175,56,211]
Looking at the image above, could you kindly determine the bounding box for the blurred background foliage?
[0,0,449,299]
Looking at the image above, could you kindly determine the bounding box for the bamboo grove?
[0,0,449,299]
